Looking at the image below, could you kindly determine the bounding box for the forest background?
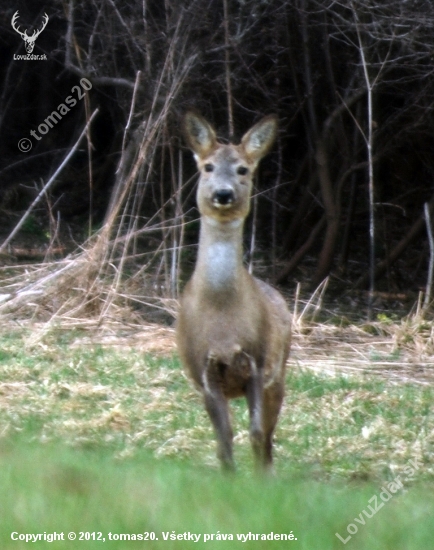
[1,0,434,323]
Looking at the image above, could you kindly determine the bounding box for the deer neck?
[193,215,245,295]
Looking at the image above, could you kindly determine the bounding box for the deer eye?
[237,166,248,176]
[204,163,214,172]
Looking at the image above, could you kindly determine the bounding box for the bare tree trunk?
[313,138,339,285]
[312,90,365,284]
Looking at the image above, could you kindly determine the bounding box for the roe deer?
[176,112,291,471]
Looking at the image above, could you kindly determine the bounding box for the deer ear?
[183,112,217,159]
[241,115,278,163]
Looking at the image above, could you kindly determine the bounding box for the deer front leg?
[262,381,285,468]
[245,359,266,470]
[202,356,234,472]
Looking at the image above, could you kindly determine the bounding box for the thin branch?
[120,70,143,163]
[223,0,234,140]
[353,1,376,319]
[423,202,434,311]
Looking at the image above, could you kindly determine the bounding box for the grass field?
[1,323,434,549]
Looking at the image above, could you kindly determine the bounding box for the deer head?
[11,11,49,54]
[183,112,278,223]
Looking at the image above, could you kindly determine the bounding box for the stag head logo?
[11,11,49,54]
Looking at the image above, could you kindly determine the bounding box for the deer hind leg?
[202,355,234,472]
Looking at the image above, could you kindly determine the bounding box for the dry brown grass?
[291,320,434,385]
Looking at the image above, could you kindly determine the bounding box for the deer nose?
[212,189,234,205]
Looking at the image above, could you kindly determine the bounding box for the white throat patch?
[205,241,238,289]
